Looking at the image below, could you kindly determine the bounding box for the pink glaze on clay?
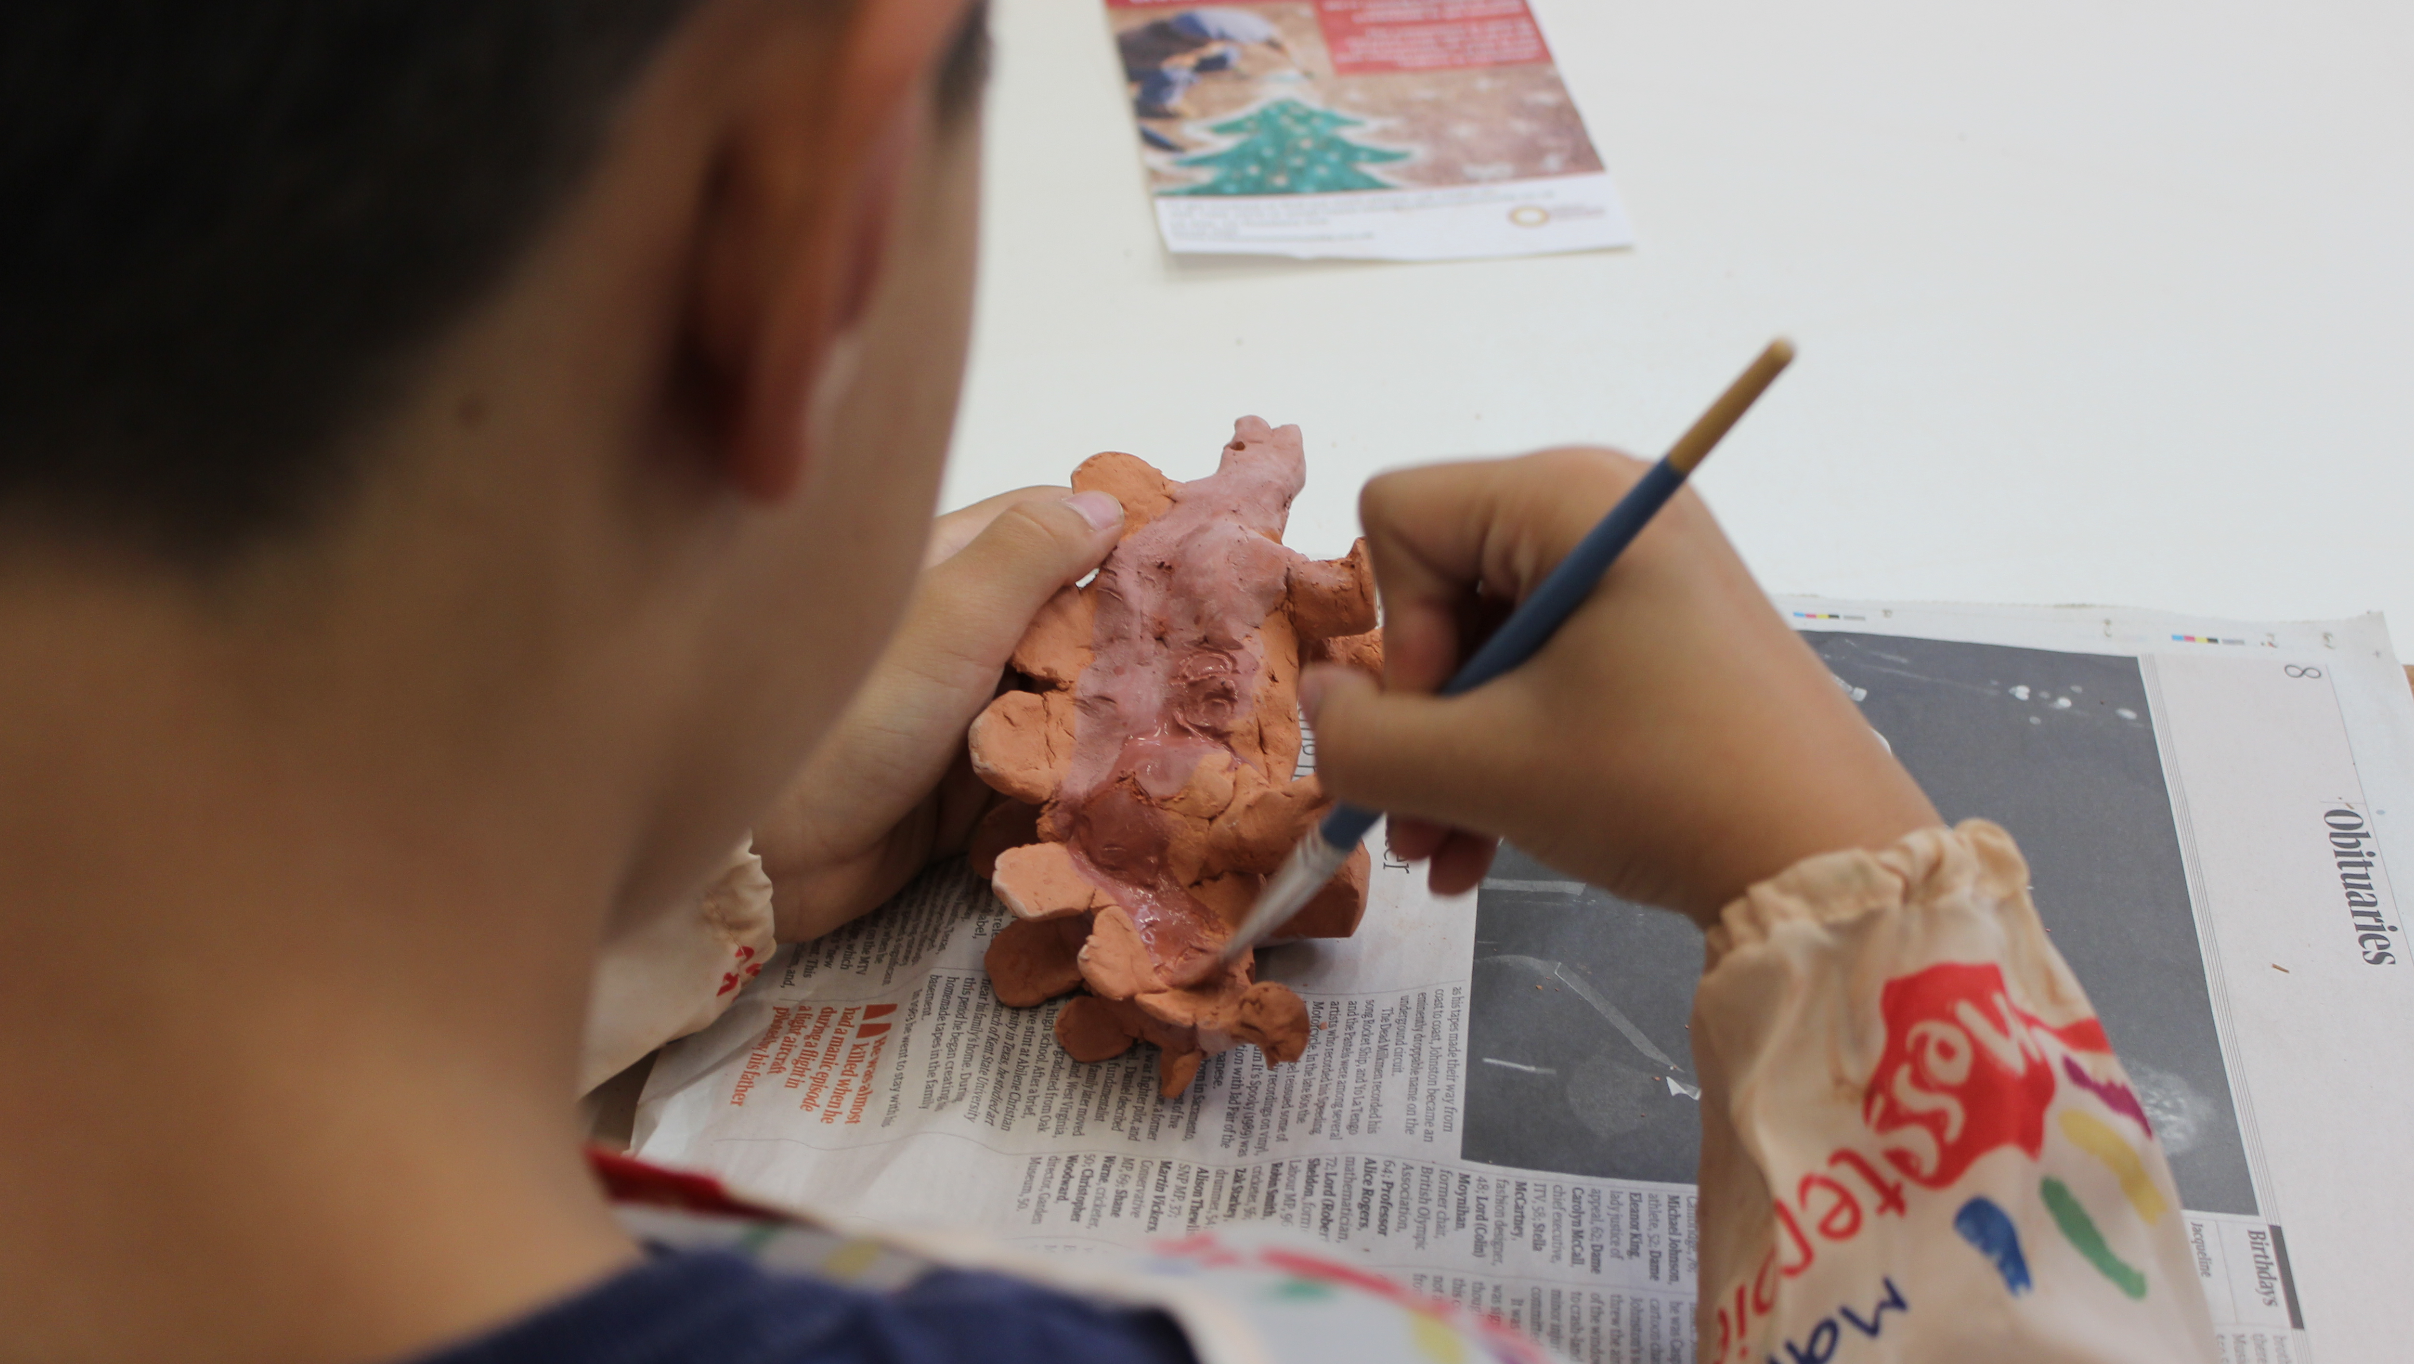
[971,418,1381,1096]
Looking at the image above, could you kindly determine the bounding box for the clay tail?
[1214,833,1352,974]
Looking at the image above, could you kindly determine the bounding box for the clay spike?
[1190,828,1352,984]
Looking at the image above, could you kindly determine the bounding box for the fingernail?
[1063,490,1123,531]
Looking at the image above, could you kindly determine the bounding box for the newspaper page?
[633,602,2414,1364]
[1099,1,1634,260]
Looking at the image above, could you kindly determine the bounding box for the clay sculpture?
[968,417,1381,1098]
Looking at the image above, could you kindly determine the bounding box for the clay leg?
[1054,994,1137,1062]
[1284,539,1376,641]
[1232,982,1312,1065]
[1072,451,1179,532]
[986,917,1092,1007]
[991,841,1103,922]
[1270,844,1370,941]
[1008,587,1094,688]
[1303,627,1383,679]
[1081,996,1205,1095]
[967,689,1075,807]
[1101,995,1190,1054]
[967,799,1040,880]
[1158,1049,1203,1098]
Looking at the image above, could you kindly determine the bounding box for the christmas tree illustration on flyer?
[1172,99,1409,196]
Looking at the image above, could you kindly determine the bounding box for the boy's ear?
[686,0,968,502]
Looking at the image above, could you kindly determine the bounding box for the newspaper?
[1099,1,1633,260]
[634,601,2414,1364]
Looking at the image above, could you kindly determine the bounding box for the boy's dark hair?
[0,1,704,563]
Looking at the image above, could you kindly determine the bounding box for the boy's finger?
[781,491,1126,853]
[1361,449,1651,588]
[1370,591,1463,697]
[1298,663,1523,827]
[1425,830,1499,896]
[1386,815,1451,862]
[924,485,1073,567]
[1359,449,1648,693]
[901,490,1124,691]
[1386,817,1498,893]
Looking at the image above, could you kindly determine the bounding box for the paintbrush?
[1193,338,1797,983]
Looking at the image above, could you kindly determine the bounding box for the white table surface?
[946,0,2414,642]
[940,3,2413,1353]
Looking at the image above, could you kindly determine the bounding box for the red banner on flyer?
[1311,0,1550,76]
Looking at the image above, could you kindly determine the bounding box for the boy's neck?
[0,564,638,1363]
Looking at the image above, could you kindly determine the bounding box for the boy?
[0,2,2212,1361]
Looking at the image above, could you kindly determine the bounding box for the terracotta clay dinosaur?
[967,417,1381,1097]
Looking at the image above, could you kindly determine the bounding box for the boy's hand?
[1300,449,1940,926]
[752,486,1124,941]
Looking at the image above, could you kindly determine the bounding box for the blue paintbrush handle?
[1317,800,1385,851]
[1313,456,1690,850]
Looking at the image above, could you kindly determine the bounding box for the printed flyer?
[1101,1,1634,260]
